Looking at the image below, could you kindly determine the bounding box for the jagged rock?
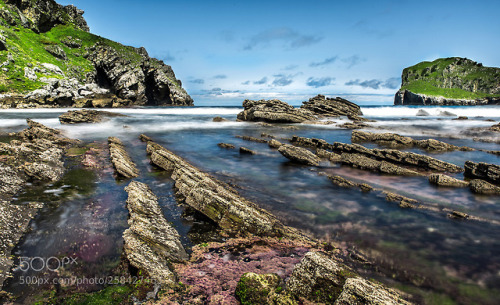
[469,179,500,195]
[278,145,320,166]
[139,134,153,142]
[24,67,37,81]
[287,252,355,303]
[218,143,235,149]
[123,181,188,285]
[0,164,24,196]
[240,147,255,155]
[291,136,333,150]
[448,211,469,219]
[338,122,369,129]
[454,116,469,120]
[213,116,229,122]
[44,44,67,60]
[268,139,282,149]
[108,137,139,179]
[328,175,357,188]
[59,109,125,124]
[384,192,419,208]
[23,161,63,181]
[147,142,287,236]
[334,277,412,305]
[464,161,500,184]
[416,109,430,116]
[13,119,78,146]
[236,135,269,143]
[300,94,362,117]
[237,99,315,123]
[87,43,193,106]
[340,153,420,176]
[332,142,463,173]
[6,0,89,33]
[61,36,82,48]
[352,131,473,152]
[429,174,469,187]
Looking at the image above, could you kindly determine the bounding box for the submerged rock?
[464,161,500,184]
[147,142,289,237]
[300,94,362,117]
[278,145,320,166]
[123,181,188,285]
[236,135,269,143]
[490,123,500,132]
[218,143,235,149]
[340,153,421,176]
[384,192,419,209]
[108,137,139,179]
[213,116,229,122]
[237,99,315,123]
[335,277,412,305]
[59,109,125,124]
[428,174,469,187]
[240,147,256,155]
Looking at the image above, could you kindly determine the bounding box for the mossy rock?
[236,272,293,305]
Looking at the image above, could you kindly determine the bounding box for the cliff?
[394,57,500,106]
[0,0,193,108]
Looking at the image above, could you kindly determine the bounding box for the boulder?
[469,179,500,195]
[147,142,287,236]
[490,123,500,132]
[278,145,320,166]
[300,94,362,117]
[334,277,411,305]
[429,174,469,187]
[287,252,355,303]
[268,139,282,149]
[213,116,229,122]
[237,99,315,123]
[44,45,67,60]
[108,137,139,179]
[416,109,430,116]
[464,161,500,184]
[59,109,125,124]
[123,181,188,285]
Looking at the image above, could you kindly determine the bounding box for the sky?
[59,0,500,105]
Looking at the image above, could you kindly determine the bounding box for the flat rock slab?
[108,137,139,179]
[59,109,126,124]
[278,144,320,166]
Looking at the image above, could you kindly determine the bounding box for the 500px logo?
[18,257,78,272]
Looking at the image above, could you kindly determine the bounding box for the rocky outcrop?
[239,147,256,155]
[268,139,283,148]
[491,123,500,132]
[236,135,269,143]
[291,135,334,151]
[300,94,363,117]
[278,145,320,166]
[235,272,292,305]
[0,120,77,288]
[469,179,500,195]
[352,131,474,152]
[335,277,412,305]
[213,116,229,122]
[123,181,188,285]
[332,142,463,173]
[429,174,469,187]
[464,161,500,184]
[340,153,421,176]
[384,192,420,208]
[87,43,193,106]
[108,137,139,179]
[394,57,500,106]
[237,99,315,123]
[394,89,499,106]
[217,143,235,149]
[5,0,89,33]
[147,141,288,237]
[59,109,125,124]
[328,175,373,192]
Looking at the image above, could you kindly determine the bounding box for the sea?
[1,104,499,304]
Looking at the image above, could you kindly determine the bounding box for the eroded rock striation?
[429,174,469,187]
[146,141,289,237]
[123,181,188,285]
[469,179,500,195]
[237,99,315,123]
[108,137,139,179]
[335,277,412,305]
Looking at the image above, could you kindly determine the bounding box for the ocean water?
[1,105,499,304]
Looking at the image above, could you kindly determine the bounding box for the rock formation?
[108,137,139,179]
[394,57,500,106]
[278,144,320,166]
[300,94,363,117]
[59,109,125,124]
[146,141,289,237]
[123,181,188,285]
[464,161,500,184]
[469,179,500,195]
[428,174,469,187]
[237,99,315,123]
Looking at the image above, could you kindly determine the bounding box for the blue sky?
[59,0,500,105]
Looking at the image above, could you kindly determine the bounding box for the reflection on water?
[1,106,499,304]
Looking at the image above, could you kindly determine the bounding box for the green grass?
[401,57,500,100]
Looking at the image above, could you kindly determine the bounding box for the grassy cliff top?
[400,57,500,100]
[0,0,176,94]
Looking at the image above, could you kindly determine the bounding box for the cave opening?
[144,72,171,106]
[95,66,113,92]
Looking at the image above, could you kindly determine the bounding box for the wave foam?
[361,106,500,118]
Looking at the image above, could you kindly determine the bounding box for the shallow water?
[1,105,500,304]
